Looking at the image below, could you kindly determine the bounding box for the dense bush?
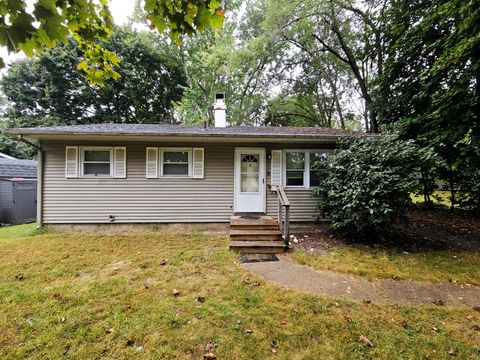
[313,135,437,238]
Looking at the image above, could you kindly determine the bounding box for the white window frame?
[283,149,331,189]
[79,147,113,177]
[159,147,192,177]
[284,150,307,188]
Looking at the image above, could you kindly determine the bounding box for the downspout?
[17,136,43,227]
[36,143,43,227]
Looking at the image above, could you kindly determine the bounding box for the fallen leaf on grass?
[160,259,168,265]
[245,329,253,333]
[270,340,278,353]
[172,289,180,297]
[358,335,374,347]
[205,342,216,351]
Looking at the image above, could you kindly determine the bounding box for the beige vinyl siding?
[42,141,332,224]
[266,189,319,222]
[43,142,234,223]
[264,159,320,222]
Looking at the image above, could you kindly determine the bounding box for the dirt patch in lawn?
[290,208,480,254]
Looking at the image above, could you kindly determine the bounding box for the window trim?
[79,146,113,177]
[159,147,192,177]
[283,149,331,189]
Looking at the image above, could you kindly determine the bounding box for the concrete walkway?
[243,255,480,306]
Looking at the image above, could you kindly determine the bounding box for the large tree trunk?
[448,163,456,212]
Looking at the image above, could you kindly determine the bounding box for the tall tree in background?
[1,27,186,124]
[0,26,187,158]
[175,0,282,126]
[262,0,388,132]
[378,0,480,211]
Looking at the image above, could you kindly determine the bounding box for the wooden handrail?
[272,185,290,248]
[277,186,290,206]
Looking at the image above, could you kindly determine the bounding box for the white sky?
[0,0,137,69]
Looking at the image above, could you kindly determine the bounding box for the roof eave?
[5,130,351,143]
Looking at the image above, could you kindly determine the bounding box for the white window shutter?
[270,150,282,186]
[114,147,126,178]
[65,146,78,178]
[146,147,158,178]
[192,148,204,179]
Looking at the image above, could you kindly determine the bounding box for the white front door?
[234,148,266,213]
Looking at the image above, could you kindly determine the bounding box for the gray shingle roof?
[0,158,37,178]
[6,124,357,139]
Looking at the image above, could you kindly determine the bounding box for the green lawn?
[291,246,480,285]
[1,225,479,359]
[0,223,38,240]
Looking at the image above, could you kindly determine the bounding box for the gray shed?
[0,157,37,224]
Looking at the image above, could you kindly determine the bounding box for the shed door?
[12,181,37,224]
[234,148,266,213]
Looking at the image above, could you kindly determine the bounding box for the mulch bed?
[289,208,480,254]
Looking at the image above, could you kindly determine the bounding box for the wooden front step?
[230,222,279,230]
[229,241,285,254]
[230,229,283,241]
[230,216,278,230]
[229,214,285,254]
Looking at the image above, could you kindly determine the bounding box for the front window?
[284,150,329,188]
[285,152,305,186]
[81,148,112,176]
[161,149,190,176]
[309,152,328,187]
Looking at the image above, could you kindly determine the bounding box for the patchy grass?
[0,223,38,240]
[291,247,480,285]
[1,226,479,359]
